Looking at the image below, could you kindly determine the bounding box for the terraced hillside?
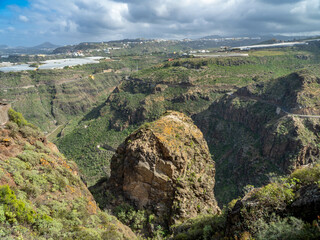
[1,69,121,133]
[0,55,165,135]
[2,43,320,239]
[57,44,320,189]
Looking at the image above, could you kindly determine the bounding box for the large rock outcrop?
[103,111,220,224]
[0,102,10,126]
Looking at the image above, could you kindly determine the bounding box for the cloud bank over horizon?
[0,0,320,46]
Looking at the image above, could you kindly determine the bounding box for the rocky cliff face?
[103,77,217,131]
[194,70,320,205]
[97,111,219,225]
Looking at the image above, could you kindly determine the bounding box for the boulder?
[105,111,220,224]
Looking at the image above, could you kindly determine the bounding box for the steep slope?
[0,110,135,239]
[0,54,164,134]
[194,68,320,205]
[225,164,320,239]
[57,65,226,185]
[172,164,320,240]
[91,111,220,233]
[0,69,121,133]
[57,50,320,189]
[240,67,320,114]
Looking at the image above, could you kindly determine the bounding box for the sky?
[0,0,320,47]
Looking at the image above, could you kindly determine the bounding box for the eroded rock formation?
[103,111,220,224]
[0,103,10,126]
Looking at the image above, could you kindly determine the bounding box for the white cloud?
[1,0,320,45]
[19,15,29,22]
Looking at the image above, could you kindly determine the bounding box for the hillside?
[2,62,320,239]
[172,163,320,239]
[0,55,165,135]
[194,67,320,204]
[32,42,60,50]
[0,69,121,133]
[0,110,135,239]
[2,109,320,239]
[57,45,320,188]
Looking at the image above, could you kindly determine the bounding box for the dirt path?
[46,124,63,138]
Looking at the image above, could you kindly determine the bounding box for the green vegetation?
[57,112,137,185]
[0,185,44,224]
[231,164,320,239]
[255,216,320,240]
[172,164,320,240]
[8,108,33,128]
[113,203,165,238]
[2,42,320,239]
[0,118,133,239]
[57,43,320,193]
[0,54,165,133]
[172,211,227,240]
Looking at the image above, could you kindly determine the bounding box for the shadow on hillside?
[82,101,107,121]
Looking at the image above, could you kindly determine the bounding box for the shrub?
[34,141,51,154]
[20,125,41,138]
[0,185,36,224]
[101,225,124,240]
[114,203,147,231]
[24,143,36,151]
[8,109,28,127]
[252,183,294,210]
[290,164,320,186]
[255,216,320,240]
[5,122,19,137]
[72,228,102,240]
[7,109,40,138]
[172,210,227,240]
[17,150,42,166]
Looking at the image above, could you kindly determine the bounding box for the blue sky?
[0,0,320,47]
[0,0,29,9]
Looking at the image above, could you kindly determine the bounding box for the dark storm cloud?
[1,0,320,46]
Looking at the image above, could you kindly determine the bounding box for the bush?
[114,203,147,232]
[8,109,28,127]
[5,122,19,137]
[252,183,294,210]
[20,125,41,138]
[7,109,40,138]
[290,164,320,186]
[172,210,227,240]
[255,216,320,240]
[17,150,42,166]
[34,141,51,153]
[0,185,36,224]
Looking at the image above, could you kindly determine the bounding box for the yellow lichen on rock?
[104,111,220,225]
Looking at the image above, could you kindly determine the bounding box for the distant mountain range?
[0,42,61,55]
[200,34,315,41]
[31,42,60,50]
